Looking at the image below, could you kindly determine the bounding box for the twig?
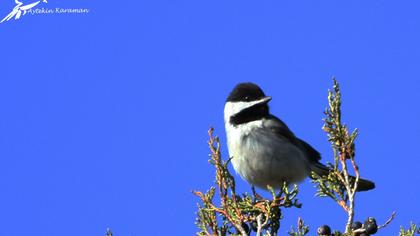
[378,211,397,229]
[256,214,263,236]
[350,157,360,194]
[337,200,349,212]
[353,228,366,234]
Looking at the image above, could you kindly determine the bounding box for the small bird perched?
[224,82,375,191]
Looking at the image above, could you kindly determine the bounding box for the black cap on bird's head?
[224,83,272,125]
[226,83,268,103]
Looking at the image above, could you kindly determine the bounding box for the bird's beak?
[258,96,272,104]
[243,96,272,109]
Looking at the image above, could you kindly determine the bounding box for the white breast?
[224,120,310,189]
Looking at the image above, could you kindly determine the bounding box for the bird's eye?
[244,96,250,101]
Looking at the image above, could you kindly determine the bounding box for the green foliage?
[310,79,398,235]
[288,218,309,236]
[310,78,364,234]
[194,129,301,236]
[399,223,420,236]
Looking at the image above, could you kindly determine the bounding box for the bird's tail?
[310,162,375,192]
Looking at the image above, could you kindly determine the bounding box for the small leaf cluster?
[399,223,420,236]
[311,79,359,212]
[288,218,309,236]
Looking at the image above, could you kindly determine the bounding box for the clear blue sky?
[1,0,419,235]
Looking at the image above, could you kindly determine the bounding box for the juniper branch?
[194,128,301,235]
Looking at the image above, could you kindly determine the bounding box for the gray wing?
[264,115,321,162]
[264,116,375,191]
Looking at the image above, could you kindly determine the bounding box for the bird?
[223,82,375,191]
[1,0,41,23]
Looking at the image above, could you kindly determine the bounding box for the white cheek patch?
[224,100,267,123]
[224,101,248,120]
